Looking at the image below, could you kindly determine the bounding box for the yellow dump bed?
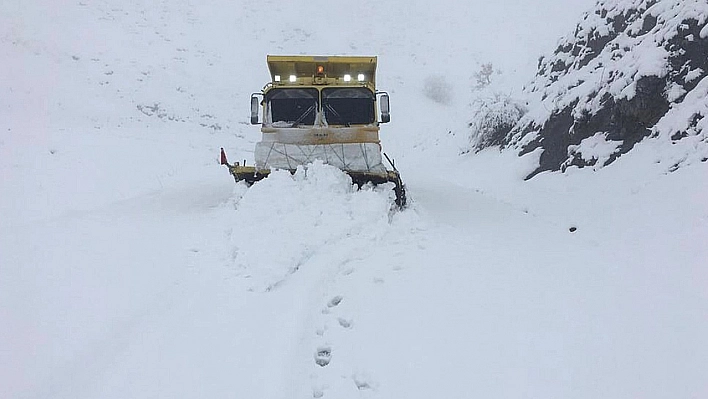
[266,55,377,87]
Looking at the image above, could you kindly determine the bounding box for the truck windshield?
[322,88,375,126]
[265,88,319,127]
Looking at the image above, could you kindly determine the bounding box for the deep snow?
[2,1,707,398]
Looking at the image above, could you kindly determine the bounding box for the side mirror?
[379,93,391,124]
[250,94,261,125]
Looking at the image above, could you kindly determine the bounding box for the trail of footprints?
[312,294,372,397]
[313,295,344,368]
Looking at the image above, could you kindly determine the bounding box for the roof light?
[343,74,352,82]
[274,75,281,82]
[289,75,297,82]
[357,73,365,82]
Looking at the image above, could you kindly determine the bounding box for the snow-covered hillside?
[2,1,707,398]
[501,0,708,177]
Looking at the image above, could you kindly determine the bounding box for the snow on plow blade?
[224,161,407,209]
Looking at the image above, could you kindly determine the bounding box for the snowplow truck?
[221,55,406,208]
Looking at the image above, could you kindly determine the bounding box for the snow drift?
[228,162,395,292]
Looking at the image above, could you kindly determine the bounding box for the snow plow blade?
[225,163,406,209]
[226,164,271,185]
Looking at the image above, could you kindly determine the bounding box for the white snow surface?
[567,132,621,168]
[2,1,708,399]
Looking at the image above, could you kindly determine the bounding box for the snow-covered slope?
[2,1,708,398]
[504,0,708,177]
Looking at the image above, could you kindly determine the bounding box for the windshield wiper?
[291,103,316,127]
[325,104,350,127]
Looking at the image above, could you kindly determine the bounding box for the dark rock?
[492,0,708,177]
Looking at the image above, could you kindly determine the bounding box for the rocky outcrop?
[503,0,708,178]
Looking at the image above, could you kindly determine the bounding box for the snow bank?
[227,162,395,292]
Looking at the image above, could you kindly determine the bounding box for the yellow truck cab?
[222,55,405,207]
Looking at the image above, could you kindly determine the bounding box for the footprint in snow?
[353,374,374,390]
[327,296,343,308]
[314,346,332,367]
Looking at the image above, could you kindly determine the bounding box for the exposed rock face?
[504,0,708,178]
